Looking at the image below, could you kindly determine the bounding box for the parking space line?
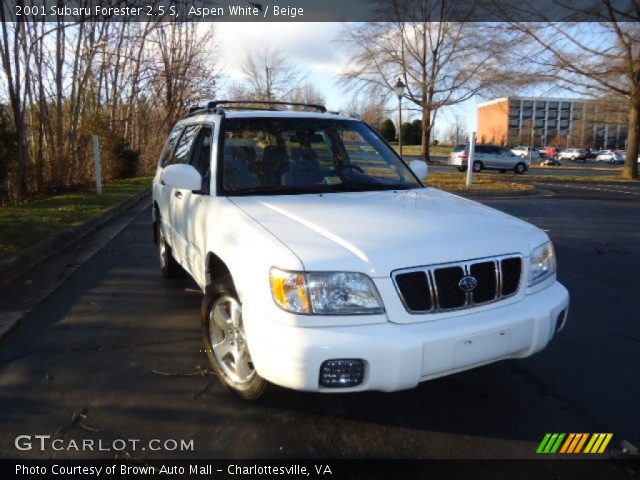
[535,182,640,197]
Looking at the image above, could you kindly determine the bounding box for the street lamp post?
[394,77,406,157]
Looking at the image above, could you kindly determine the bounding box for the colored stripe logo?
[537,433,613,454]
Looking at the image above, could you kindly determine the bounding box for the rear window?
[452,144,467,152]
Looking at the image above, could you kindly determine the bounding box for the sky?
[214,22,479,139]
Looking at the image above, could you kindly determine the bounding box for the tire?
[472,161,483,173]
[514,162,527,174]
[201,275,267,401]
[157,223,180,278]
[457,166,465,172]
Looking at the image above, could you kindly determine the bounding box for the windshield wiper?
[340,182,419,192]
[227,184,343,196]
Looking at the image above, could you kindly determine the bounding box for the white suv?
[511,146,540,160]
[153,101,569,400]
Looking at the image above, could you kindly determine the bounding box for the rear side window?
[158,126,183,167]
[168,125,200,166]
[453,144,466,152]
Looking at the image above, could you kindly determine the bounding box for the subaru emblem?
[458,275,477,292]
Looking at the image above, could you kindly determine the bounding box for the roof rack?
[183,100,328,119]
[207,100,327,113]
[185,105,207,117]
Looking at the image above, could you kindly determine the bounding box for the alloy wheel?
[209,296,255,384]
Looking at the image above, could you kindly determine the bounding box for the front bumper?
[247,281,569,392]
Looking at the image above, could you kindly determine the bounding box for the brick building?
[477,96,628,149]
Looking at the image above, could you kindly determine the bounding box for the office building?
[477,96,628,149]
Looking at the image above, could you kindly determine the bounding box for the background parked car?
[559,148,588,162]
[449,144,529,174]
[595,150,625,164]
[591,149,604,158]
[511,146,540,159]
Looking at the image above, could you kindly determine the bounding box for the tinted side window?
[169,125,200,166]
[158,127,183,167]
[475,145,489,154]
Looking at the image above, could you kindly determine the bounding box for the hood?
[230,188,548,277]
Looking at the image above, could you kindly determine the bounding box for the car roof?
[175,109,353,126]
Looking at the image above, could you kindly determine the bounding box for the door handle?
[174,191,183,199]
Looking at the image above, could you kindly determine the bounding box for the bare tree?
[0,12,27,200]
[445,114,468,145]
[238,47,305,102]
[339,1,519,161]
[150,23,220,134]
[506,7,640,178]
[343,93,390,130]
[0,19,221,202]
[290,82,326,108]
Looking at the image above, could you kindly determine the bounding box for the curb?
[0,187,151,290]
[451,188,555,200]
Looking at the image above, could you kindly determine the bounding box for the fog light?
[319,359,364,388]
[555,309,567,332]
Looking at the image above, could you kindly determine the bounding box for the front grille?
[394,271,432,311]
[393,255,522,314]
[433,266,466,309]
[501,257,522,296]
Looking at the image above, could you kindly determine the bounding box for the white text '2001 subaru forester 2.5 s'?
[152,100,569,400]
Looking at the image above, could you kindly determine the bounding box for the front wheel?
[514,162,527,174]
[201,276,267,401]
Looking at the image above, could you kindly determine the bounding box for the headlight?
[528,241,557,286]
[270,268,384,315]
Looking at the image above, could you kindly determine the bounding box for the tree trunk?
[420,105,431,162]
[54,20,65,185]
[13,100,26,200]
[624,90,639,180]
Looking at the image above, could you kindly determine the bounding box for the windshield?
[219,118,422,196]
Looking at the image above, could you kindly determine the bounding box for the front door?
[173,125,214,282]
[165,124,200,265]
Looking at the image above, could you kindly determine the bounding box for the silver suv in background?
[559,148,588,162]
[449,144,529,174]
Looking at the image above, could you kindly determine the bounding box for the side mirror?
[162,164,202,192]
[409,160,428,181]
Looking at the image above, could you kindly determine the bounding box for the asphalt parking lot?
[0,181,638,460]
